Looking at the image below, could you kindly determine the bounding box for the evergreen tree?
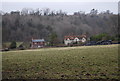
[10,41,16,49]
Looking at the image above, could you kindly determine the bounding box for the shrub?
[18,44,25,50]
[10,41,16,49]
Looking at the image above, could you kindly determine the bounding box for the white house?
[64,35,87,45]
[64,38,73,45]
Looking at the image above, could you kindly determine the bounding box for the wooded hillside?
[1,9,118,43]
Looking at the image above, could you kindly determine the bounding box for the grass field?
[2,44,119,79]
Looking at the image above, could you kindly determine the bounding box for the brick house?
[31,39,45,48]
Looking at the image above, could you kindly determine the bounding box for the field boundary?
[2,44,119,53]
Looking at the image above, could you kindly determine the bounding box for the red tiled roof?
[64,35,86,40]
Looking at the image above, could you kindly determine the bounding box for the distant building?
[31,39,45,48]
[64,35,87,45]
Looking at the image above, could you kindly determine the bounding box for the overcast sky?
[2,0,119,2]
[1,0,119,14]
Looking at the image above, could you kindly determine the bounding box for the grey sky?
[2,0,119,2]
[2,2,118,14]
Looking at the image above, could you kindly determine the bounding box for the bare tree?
[90,9,98,15]
[43,8,50,15]
[21,8,29,15]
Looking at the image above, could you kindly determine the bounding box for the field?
[2,44,119,79]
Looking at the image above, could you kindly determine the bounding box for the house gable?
[81,37,86,42]
[74,37,80,42]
